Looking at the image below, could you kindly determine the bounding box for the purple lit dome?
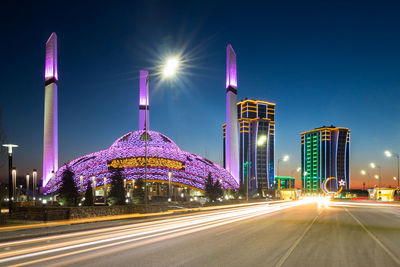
[110,130,180,150]
[46,130,239,194]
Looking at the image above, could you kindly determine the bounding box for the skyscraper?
[225,44,239,183]
[223,99,275,193]
[300,126,350,193]
[42,32,58,187]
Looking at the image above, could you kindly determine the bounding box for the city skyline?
[1,1,400,189]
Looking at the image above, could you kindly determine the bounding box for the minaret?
[138,70,149,130]
[42,32,58,187]
[225,44,239,183]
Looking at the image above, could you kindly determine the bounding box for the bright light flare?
[257,135,267,146]
[361,170,366,175]
[385,150,392,158]
[370,162,376,169]
[317,196,331,209]
[283,155,289,162]
[162,57,179,78]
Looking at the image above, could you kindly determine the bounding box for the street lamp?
[370,162,382,188]
[26,174,30,201]
[168,171,172,202]
[277,155,289,177]
[384,150,399,189]
[3,144,18,214]
[302,171,308,194]
[12,168,16,201]
[162,57,180,78]
[360,169,371,189]
[144,56,180,211]
[32,169,37,205]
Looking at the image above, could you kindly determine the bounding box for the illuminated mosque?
[42,33,240,197]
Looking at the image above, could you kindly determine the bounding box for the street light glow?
[370,162,376,169]
[374,175,379,179]
[283,155,289,162]
[385,150,392,157]
[162,57,179,78]
[361,170,366,175]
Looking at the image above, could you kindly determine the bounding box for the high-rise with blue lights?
[223,99,275,193]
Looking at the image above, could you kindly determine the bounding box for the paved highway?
[0,199,400,267]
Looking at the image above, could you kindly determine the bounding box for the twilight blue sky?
[1,0,400,188]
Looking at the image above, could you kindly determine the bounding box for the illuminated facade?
[45,130,239,194]
[223,99,275,192]
[300,126,350,193]
[43,69,239,195]
[42,32,58,187]
[275,176,295,190]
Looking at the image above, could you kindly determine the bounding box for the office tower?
[301,126,350,193]
[223,99,276,193]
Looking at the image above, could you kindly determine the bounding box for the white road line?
[345,208,400,265]
[274,212,320,267]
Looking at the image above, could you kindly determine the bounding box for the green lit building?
[300,126,350,194]
[274,176,295,190]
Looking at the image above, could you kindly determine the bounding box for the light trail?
[0,200,308,265]
[0,200,289,233]
[0,200,287,249]
[329,201,400,208]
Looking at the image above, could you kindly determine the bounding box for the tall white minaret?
[225,44,239,183]
[42,32,58,187]
[138,70,149,130]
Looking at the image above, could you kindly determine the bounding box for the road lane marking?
[274,212,320,267]
[345,208,400,265]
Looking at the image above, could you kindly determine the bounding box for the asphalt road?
[0,199,400,267]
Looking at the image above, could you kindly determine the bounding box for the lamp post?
[168,171,172,202]
[361,169,370,189]
[26,174,30,201]
[277,155,289,177]
[144,56,180,211]
[12,168,16,202]
[32,169,37,205]
[370,162,382,188]
[303,171,307,194]
[3,144,18,214]
[104,177,107,204]
[92,176,96,200]
[385,150,399,189]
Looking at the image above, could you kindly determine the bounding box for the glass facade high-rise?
[300,126,350,193]
[223,99,275,193]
